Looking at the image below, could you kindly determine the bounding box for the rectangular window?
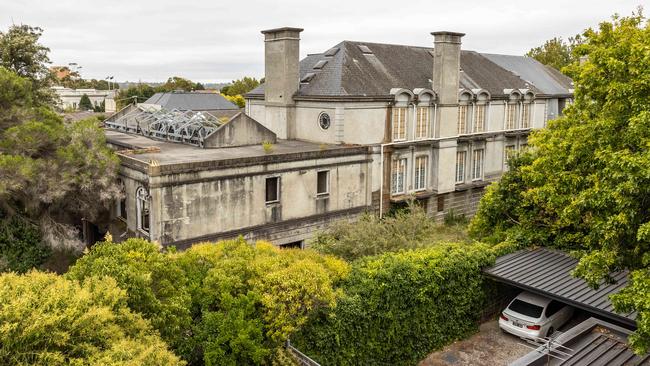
[392,107,407,141]
[472,149,484,180]
[317,170,329,196]
[506,103,517,129]
[458,105,468,134]
[414,156,427,191]
[521,103,531,128]
[455,151,466,183]
[416,107,429,139]
[474,104,486,132]
[504,145,516,168]
[117,198,127,220]
[265,177,280,203]
[136,188,149,234]
[391,159,407,194]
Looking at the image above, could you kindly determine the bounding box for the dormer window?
[506,103,518,130]
[392,107,407,141]
[458,104,468,134]
[416,107,429,139]
[474,104,486,133]
[521,103,531,128]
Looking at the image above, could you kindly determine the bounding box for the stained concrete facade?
[246,28,573,219]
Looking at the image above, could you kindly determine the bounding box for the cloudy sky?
[0,0,643,83]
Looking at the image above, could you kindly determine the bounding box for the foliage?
[0,213,50,272]
[115,83,156,109]
[52,66,118,90]
[159,76,204,92]
[223,93,245,108]
[220,76,260,96]
[66,238,193,356]
[0,24,54,105]
[526,35,583,72]
[173,239,348,365]
[470,11,650,352]
[311,203,468,261]
[262,141,274,153]
[293,242,497,366]
[78,93,93,110]
[0,271,183,366]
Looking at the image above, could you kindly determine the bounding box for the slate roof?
[484,248,635,327]
[143,92,239,111]
[511,317,649,366]
[247,41,572,99]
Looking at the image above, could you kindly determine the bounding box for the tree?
[115,83,156,109]
[311,203,468,261]
[0,25,55,105]
[0,271,183,365]
[470,11,650,352]
[222,94,245,108]
[0,214,50,272]
[66,238,193,357]
[78,93,93,110]
[220,76,260,96]
[526,35,583,73]
[159,76,202,92]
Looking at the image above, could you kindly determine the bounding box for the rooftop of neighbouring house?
[104,129,369,174]
[246,40,573,99]
[142,91,240,111]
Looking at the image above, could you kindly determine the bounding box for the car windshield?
[508,299,544,318]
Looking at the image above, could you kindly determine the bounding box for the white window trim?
[391,158,407,195]
[316,170,330,197]
[265,176,281,204]
[392,107,407,142]
[455,151,466,184]
[472,149,484,181]
[136,187,150,235]
[414,155,428,191]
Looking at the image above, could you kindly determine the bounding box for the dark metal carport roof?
[484,248,636,327]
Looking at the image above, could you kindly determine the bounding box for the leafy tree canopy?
[115,77,204,109]
[0,24,55,105]
[0,271,183,365]
[470,11,650,353]
[220,76,260,96]
[526,35,583,73]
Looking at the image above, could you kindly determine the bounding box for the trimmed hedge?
[293,242,497,366]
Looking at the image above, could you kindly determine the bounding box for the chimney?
[431,31,465,104]
[261,27,303,138]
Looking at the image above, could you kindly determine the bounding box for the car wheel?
[547,327,555,337]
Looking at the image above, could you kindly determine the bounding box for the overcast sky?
[0,0,643,83]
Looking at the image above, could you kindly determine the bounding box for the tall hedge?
[293,243,496,366]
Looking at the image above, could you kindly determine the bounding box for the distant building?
[52,86,116,113]
[139,91,240,119]
[94,27,573,248]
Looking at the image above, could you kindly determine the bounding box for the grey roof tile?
[143,92,239,111]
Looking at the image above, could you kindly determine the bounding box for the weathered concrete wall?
[204,113,276,148]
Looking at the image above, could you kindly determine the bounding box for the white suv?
[499,291,574,340]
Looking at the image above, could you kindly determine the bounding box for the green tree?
[115,83,156,109]
[221,76,260,96]
[0,25,55,105]
[470,11,650,352]
[0,271,183,365]
[66,238,193,357]
[311,203,468,261]
[78,93,93,110]
[159,76,201,92]
[526,35,583,72]
[0,214,50,272]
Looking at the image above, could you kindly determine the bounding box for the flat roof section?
[511,317,649,366]
[484,248,635,327]
[105,130,370,175]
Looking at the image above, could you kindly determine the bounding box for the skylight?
[301,73,316,83]
[324,47,339,57]
[358,45,373,54]
[313,60,328,69]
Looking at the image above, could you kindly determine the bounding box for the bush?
[311,203,468,261]
[66,238,193,357]
[293,242,496,366]
[0,271,183,365]
[0,215,50,273]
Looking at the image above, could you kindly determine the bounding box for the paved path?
[419,320,531,366]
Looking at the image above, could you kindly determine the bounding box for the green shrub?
[0,271,183,365]
[293,243,496,366]
[66,238,193,358]
[0,215,50,273]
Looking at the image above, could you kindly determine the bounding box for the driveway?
[419,320,531,366]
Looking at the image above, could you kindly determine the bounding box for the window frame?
[504,144,516,169]
[414,155,428,191]
[521,103,531,128]
[392,107,407,141]
[458,104,468,134]
[506,103,518,130]
[455,151,466,184]
[391,158,407,195]
[472,149,484,181]
[316,170,330,197]
[136,186,150,234]
[474,103,486,133]
[416,106,429,139]
[265,176,281,204]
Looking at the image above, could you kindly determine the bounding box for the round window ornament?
[318,112,331,130]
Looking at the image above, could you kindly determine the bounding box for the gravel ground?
[419,320,532,366]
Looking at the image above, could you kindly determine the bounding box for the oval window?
[318,112,331,130]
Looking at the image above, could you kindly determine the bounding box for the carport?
[484,248,636,328]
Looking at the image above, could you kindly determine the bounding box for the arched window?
[116,179,127,220]
[136,187,150,234]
